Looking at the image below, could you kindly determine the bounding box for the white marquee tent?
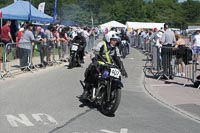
[126,21,164,30]
[99,21,126,28]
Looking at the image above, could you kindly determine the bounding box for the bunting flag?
[38,2,45,13]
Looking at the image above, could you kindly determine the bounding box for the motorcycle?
[68,43,80,69]
[120,40,129,58]
[80,62,123,116]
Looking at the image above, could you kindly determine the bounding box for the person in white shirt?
[192,30,200,64]
[83,27,90,53]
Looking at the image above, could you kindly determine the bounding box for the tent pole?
[53,0,57,23]
[29,0,32,21]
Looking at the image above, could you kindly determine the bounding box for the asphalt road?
[0,48,200,133]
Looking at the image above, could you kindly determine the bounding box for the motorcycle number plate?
[122,40,126,44]
[110,68,121,78]
[72,45,78,51]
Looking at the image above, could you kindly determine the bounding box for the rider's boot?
[81,82,89,99]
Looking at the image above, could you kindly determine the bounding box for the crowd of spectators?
[0,20,101,72]
[127,23,199,80]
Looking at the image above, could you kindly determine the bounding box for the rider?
[81,31,128,99]
[120,32,130,54]
[72,30,86,64]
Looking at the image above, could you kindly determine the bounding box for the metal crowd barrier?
[2,42,36,78]
[0,42,5,80]
[0,36,101,80]
[143,43,196,86]
[0,40,63,80]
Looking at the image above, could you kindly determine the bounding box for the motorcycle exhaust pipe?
[92,88,96,99]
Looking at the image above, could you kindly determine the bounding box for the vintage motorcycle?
[68,43,80,69]
[80,62,123,116]
[120,40,129,58]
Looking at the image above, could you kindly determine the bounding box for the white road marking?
[149,84,174,87]
[32,113,58,125]
[101,128,128,133]
[6,114,34,127]
[120,128,128,133]
[100,129,118,133]
[6,113,58,127]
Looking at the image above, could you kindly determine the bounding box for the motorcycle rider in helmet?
[120,33,130,54]
[81,31,128,99]
[72,30,86,64]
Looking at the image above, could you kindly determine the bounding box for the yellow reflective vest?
[98,41,111,65]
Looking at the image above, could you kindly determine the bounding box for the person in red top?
[15,28,24,60]
[1,20,13,43]
[16,28,24,47]
[1,20,13,57]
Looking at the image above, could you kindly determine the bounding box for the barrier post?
[3,43,14,77]
[0,42,5,79]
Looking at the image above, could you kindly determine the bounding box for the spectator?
[156,31,163,70]
[174,34,186,77]
[161,23,176,79]
[83,27,90,53]
[45,24,54,63]
[1,20,13,58]
[14,27,24,62]
[16,28,24,47]
[18,23,34,69]
[192,29,200,65]
[59,28,68,62]
[35,26,47,67]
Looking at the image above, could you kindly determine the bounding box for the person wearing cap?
[150,27,159,44]
[18,23,35,69]
[160,23,176,79]
[81,31,128,99]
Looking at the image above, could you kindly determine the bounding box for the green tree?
[181,0,200,24]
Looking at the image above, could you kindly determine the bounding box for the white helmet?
[104,31,118,43]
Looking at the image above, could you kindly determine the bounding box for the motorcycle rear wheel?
[68,56,74,69]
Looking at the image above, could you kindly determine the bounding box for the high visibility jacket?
[98,41,111,65]
[93,41,122,70]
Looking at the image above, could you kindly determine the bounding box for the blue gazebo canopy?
[0,1,53,22]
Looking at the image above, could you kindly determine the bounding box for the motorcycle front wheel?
[121,46,126,58]
[68,56,74,69]
[100,88,121,116]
